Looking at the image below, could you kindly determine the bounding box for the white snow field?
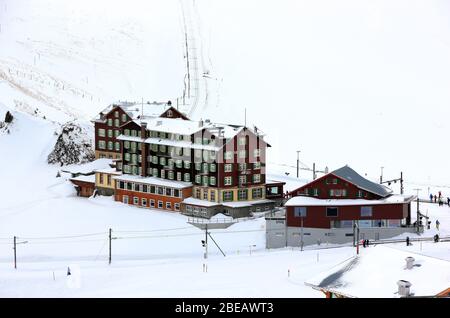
[1,0,450,297]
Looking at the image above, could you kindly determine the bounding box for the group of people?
[429,191,450,207]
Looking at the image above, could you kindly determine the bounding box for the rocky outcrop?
[47,121,94,166]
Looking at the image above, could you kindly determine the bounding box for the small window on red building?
[326,207,338,217]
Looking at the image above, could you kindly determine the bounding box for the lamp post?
[296,150,301,178]
[300,216,304,252]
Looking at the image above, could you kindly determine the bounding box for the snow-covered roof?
[285,195,416,207]
[62,159,113,174]
[94,101,177,122]
[113,175,192,189]
[222,199,274,208]
[182,197,221,207]
[94,168,122,175]
[332,166,393,198]
[117,134,221,151]
[69,174,95,184]
[305,245,450,298]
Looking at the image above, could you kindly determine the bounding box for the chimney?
[141,122,147,139]
[405,257,415,270]
[397,280,412,297]
[199,119,204,127]
[167,100,172,106]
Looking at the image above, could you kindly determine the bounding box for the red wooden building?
[266,166,418,248]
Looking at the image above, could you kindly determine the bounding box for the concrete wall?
[266,219,419,249]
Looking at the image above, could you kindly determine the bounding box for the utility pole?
[380,166,384,184]
[413,189,421,234]
[205,224,208,260]
[296,150,301,178]
[400,172,404,195]
[313,163,316,180]
[13,236,17,269]
[108,228,112,265]
[300,217,304,251]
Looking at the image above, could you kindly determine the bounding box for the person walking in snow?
[434,195,437,203]
[430,193,433,203]
[436,220,440,231]
[439,191,442,199]
[447,197,450,207]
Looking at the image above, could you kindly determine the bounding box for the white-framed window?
[107,141,114,150]
[98,140,106,149]
[210,176,216,186]
[115,142,120,151]
[177,172,182,181]
[224,164,232,172]
[124,141,130,149]
[238,163,247,171]
[167,110,173,117]
[210,163,216,173]
[184,173,190,182]
[238,137,246,146]
[152,168,158,177]
[202,176,209,187]
[210,191,216,202]
[174,203,180,211]
[253,162,261,170]
[194,149,202,158]
[252,188,262,199]
[142,198,147,207]
[161,169,165,179]
[184,161,191,169]
[133,197,139,205]
[238,150,246,159]
[150,199,155,208]
[98,128,105,137]
[195,175,201,184]
[202,163,209,173]
[223,191,233,202]
[253,149,261,158]
[165,188,173,197]
[121,114,127,123]
[158,201,163,209]
[238,189,248,201]
[124,129,130,136]
[114,119,120,127]
[114,130,120,137]
[239,175,247,185]
[152,156,158,165]
[253,174,261,183]
[168,171,174,180]
[160,157,166,166]
[224,176,233,186]
[294,207,307,217]
[176,159,183,168]
[114,111,119,118]
[224,151,233,160]
[123,195,129,204]
[203,191,208,200]
[107,118,113,126]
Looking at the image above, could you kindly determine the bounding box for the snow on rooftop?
[182,197,221,207]
[113,175,192,189]
[62,158,113,174]
[93,168,122,175]
[222,199,274,208]
[305,244,450,298]
[285,195,416,207]
[69,174,95,184]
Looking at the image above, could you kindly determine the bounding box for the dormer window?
[167,110,173,117]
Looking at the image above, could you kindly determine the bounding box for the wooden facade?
[71,179,95,198]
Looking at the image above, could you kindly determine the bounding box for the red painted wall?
[286,203,408,229]
[115,187,192,211]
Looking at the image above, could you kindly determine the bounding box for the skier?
[406,236,410,246]
[434,195,437,203]
[67,267,71,276]
[447,197,450,207]
[430,193,433,203]
[439,191,442,199]
[436,220,440,231]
